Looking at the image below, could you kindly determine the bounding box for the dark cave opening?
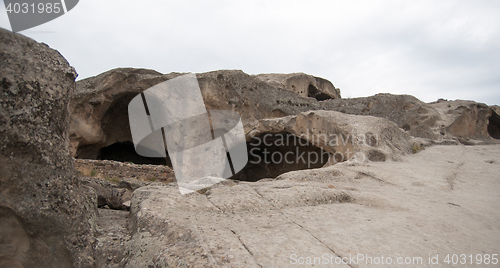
[98,141,172,165]
[231,132,330,182]
[308,84,332,101]
[487,110,500,139]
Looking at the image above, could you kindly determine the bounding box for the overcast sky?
[1,0,499,105]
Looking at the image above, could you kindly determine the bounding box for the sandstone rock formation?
[323,94,443,139]
[2,24,500,268]
[323,94,500,143]
[69,68,500,171]
[255,73,341,100]
[0,28,96,267]
[241,110,412,180]
[68,67,499,185]
[69,69,336,160]
[429,99,499,141]
[119,144,500,267]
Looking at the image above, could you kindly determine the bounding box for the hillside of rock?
[323,94,500,143]
[69,68,343,160]
[69,69,500,170]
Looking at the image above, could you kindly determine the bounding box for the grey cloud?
[0,0,499,105]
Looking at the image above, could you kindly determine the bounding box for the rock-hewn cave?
[308,84,332,101]
[74,92,174,166]
[231,132,331,182]
[98,141,171,165]
[488,110,500,139]
[95,129,331,181]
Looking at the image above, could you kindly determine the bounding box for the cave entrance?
[488,110,500,139]
[231,132,330,182]
[308,84,332,101]
[98,141,172,165]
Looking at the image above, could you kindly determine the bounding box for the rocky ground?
[75,158,175,184]
[84,143,500,268]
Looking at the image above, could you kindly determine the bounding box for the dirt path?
[95,209,131,268]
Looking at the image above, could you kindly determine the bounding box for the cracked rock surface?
[119,144,500,268]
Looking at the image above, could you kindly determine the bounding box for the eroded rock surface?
[323,94,442,139]
[324,94,500,142]
[2,26,499,268]
[69,69,339,160]
[69,68,499,166]
[126,183,353,268]
[255,73,341,100]
[429,99,499,141]
[0,28,96,267]
[122,144,500,267]
[239,110,412,180]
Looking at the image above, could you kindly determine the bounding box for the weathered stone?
[79,177,129,210]
[322,94,500,142]
[125,183,353,267]
[321,94,444,139]
[118,177,147,191]
[0,28,96,267]
[488,107,500,139]
[255,73,341,100]
[69,68,337,160]
[429,99,498,140]
[238,110,412,180]
[122,144,500,267]
[3,23,500,268]
[94,209,130,268]
[69,68,498,167]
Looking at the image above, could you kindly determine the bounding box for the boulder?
[238,110,412,181]
[78,176,149,211]
[428,99,499,141]
[78,177,129,210]
[69,67,500,163]
[0,28,96,267]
